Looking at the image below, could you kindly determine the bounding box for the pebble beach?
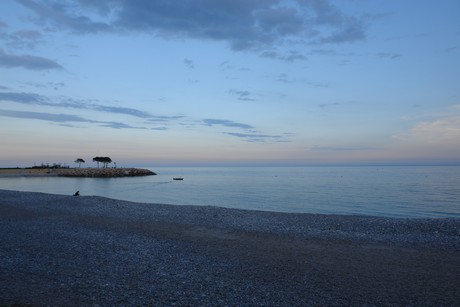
[1,189,459,306]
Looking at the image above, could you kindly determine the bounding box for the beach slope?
[1,189,459,305]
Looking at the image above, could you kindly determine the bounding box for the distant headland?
[0,156,156,178]
[0,167,156,178]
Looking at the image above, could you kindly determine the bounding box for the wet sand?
[1,189,459,306]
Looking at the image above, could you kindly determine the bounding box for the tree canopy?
[74,158,85,168]
[92,157,112,168]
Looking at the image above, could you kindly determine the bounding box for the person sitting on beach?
[73,191,80,196]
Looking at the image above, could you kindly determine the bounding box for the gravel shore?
[1,189,459,306]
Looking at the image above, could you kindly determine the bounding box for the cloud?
[17,0,369,56]
[394,116,460,144]
[228,89,256,101]
[99,121,146,130]
[26,81,65,90]
[151,127,168,131]
[276,73,291,83]
[274,74,328,87]
[203,118,254,130]
[376,52,401,59]
[308,145,379,152]
[0,49,63,70]
[318,102,340,108]
[224,132,286,143]
[444,46,458,53]
[0,23,44,49]
[89,104,153,118]
[146,115,185,123]
[16,0,111,34]
[305,80,329,88]
[0,91,183,122]
[113,1,301,50]
[219,60,249,72]
[184,58,194,69]
[318,17,367,44]
[0,91,289,141]
[0,91,46,104]
[259,50,307,62]
[0,108,147,130]
[0,108,90,123]
[284,51,308,62]
[203,118,290,143]
[5,29,44,49]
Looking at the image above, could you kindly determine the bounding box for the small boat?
[173,177,183,181]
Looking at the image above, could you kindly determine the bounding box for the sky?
[0,0,459,167]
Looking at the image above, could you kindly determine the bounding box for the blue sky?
[0,0,459,167]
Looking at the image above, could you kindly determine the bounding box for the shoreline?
[1,189,459,305]
[0,167,155,177]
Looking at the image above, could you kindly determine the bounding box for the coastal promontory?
[0,167,156,178]
[56,167,156,177]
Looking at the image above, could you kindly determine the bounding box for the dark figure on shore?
[73,191,80,196]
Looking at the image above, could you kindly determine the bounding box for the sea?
[1,166,459,219]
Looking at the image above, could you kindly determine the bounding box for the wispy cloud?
[228,89,257,101]
[443,46,458,53]
[318,102,341,108]
[308,145,379,152]
[276,73,291,83]
[259,50,307,62]
[219,60,249,72]
[318,18,366,44]
[0,28,44,49]
[376,52,402,59]
[0,108,147,130]
[203,119,254,130]
[25,81,65,90]
[0,48,63,70]
[183,58,194,69]
[203,119,291,143]
[394,116,460,144]
[99,122,147,130]
[0,108,90,123]
[0,91,289,142]
[0,91,45,103]
[224,132,286,143]
[0,91,183,122]
[274,74,328,88]
[223,132,288,143]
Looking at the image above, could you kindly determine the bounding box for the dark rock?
[56,168,156,178]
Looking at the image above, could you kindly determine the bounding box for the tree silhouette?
[74,158,85,168]
[93,157,112,168]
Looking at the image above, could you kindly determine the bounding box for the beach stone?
[55,167,156,177]
[0,189,459,306]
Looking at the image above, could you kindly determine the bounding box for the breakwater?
[56,168,156,177]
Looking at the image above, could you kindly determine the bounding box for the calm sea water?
[1,166,459,218]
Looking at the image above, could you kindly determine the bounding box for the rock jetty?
[56,168,156,178]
